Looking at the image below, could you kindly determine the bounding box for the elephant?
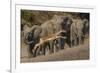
[70,17,89,47]
[70,17,83,47]
[70,19,78,47]
[24,25,42,57]
[62,17,73,47]
[39,15,73,53]
[39,15,65,54]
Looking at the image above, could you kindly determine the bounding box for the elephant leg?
[67,33,71,47]
[39,45,43,55]
[70,37,73,47]
[49,41,54,54]
[74,38,77,46]
[47,42,50,50]
[82,35,84,44]
[54,40,59,52]
[58,38,62,50]
[32,45,41,57]
[78,35,82,45]
[27,46,33,58]
[70,40,72,47]
[35,46,41,56]
[32,43,38,57]
[61,38,65,49]
[27,44,35,58]
[42,44,46,55]
[45,43,50,55]
[32,48,36,57]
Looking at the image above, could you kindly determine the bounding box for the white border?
[11,3,96,73]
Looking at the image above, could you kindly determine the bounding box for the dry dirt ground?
[21,38,89,63]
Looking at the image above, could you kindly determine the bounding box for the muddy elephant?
[70,17,84,47]
[39,15,65,54]
[24,25,42,57]
[70,19,78,47]
[62,17,73,47]
[70,16,89,47]
[31,15,71,57]
[40,15,73,52]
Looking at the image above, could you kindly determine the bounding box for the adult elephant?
[24,25,42,57]
[39,15,65,54]
[70,19,78,47]
[61,16,73,47]
[40,15,73,52]
[70,17,85,47]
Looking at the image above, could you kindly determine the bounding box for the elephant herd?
[22,14,89,58]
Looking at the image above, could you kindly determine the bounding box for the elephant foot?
[32,50,36,57]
